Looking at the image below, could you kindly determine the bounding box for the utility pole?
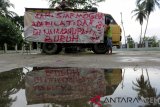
[120,12,127,48]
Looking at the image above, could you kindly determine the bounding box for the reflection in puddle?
[0,68,25,107]
[25,67,122,107]
[0,67,160,107]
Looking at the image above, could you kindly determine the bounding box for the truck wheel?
[92,43,108,54]
[42,43,61,54]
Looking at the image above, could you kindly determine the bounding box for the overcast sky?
[9,0,160,43]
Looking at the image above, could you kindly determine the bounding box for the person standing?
[105,19,112,54]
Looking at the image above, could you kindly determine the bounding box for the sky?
[9,0,160,43]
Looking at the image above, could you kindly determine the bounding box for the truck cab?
[105,14,121,48]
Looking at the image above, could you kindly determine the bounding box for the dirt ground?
[0,50,160,72]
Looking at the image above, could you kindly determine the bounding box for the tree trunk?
[140,24,142,47]
[146,69,151,87]
[143,14,150,46]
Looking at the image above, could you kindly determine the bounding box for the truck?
[24,8,121,54]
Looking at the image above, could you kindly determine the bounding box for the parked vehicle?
[24,8,121,54]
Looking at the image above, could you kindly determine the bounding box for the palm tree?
[132,69,160,107]
[132,71,149,98]
[132,4,146,47]
[49,0,105,9]
[136,0,160,42]
[0,0,17,18]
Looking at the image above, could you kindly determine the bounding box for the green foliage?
[143,36,159,47]
[49,0,105,9]
[132,4,146,45]
[136,0,160,41]
[0,16,23,49]
[0,0,17,18]
[137,0,160,15]
[132,4,146,25]
[0,0,24,50]
[127,35,135,48]
[12,16,24,31]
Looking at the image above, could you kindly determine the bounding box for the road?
[0,50,160,72]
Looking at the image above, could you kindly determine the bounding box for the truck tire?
[42,43,61,54]
[92,43,108,54]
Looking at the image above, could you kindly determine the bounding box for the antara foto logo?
[89,95,102,106]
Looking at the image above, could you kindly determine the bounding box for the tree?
[12,16,24,31]
[132,69,160,107]
[127,35,134,48]
[143,35,159,47]
[0,0,17,18]
[0,0,23,50]
[136,0,160,41]
[0,16,23,49]
[132,4,146,47]
[49,0,105,9]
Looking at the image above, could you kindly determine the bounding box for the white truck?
[24,8,121,54]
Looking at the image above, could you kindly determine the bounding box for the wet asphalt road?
[0,50,160,72]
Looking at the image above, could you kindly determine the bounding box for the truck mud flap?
[92,43,108,54]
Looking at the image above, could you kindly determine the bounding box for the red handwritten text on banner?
[24,11,105,43]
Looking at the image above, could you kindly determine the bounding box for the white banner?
[24,11,105,43]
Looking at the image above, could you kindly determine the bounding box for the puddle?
[0,67,160,107]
